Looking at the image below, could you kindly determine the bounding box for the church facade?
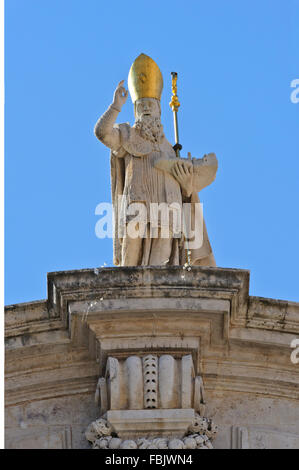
[5,266,299,449]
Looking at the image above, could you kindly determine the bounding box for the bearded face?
[134,98,164,146]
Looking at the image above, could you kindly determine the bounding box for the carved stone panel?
[97,353,203,412]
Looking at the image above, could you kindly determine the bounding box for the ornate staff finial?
[170,72,182,158]
[170,72,180,112]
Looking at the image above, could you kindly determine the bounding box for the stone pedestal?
[5,266,299,449]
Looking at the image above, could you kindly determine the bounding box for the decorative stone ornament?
[143,355,158,409]
[85,414,217,449]
[85,352,216,448]
[95,354,205,414]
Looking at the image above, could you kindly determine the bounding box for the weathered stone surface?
[107,409,195,438]
[208,393,299,449]
[5,266,299,448]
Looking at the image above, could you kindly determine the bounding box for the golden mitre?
[128,53,163,103]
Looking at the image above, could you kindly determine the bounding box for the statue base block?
[107,409,195,438]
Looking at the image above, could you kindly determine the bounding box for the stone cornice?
[45,266,250,327]
[247,296,299,334]
[5,267,299,405]
[5,266,299,336]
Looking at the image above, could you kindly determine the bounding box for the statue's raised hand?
[112,80,128,111]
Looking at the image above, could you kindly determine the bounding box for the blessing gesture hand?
[112,80,128,111]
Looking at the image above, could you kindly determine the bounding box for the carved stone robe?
[110,123,214,267]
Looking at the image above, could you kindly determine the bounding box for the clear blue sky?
[5,0,299,305]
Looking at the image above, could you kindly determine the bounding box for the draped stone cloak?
[110,123,213,266]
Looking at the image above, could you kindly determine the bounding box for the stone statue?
[94,53,217,267]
